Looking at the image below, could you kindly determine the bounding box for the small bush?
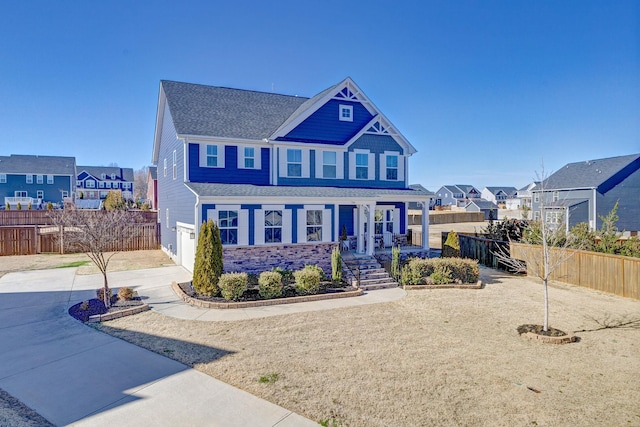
[273,267,294,285]
[442,230,460,258]
[218,272,248,301]
[79,300,90,311]
[400,257,479,285]
[331,246,342,284]
[96,287,112,303]
[258,271,283,299]
[118,287,135,301]
[293,265,323,295]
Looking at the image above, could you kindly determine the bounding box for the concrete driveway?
[0,266,317,426]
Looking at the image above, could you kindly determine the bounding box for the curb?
[403,281,483,290]
[172,281,363,309]
[87,304,150,323]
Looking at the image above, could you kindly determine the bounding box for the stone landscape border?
[172,281,363,309]
[87,304,150,323]
[403,281,483,290]
[521,331,577,344]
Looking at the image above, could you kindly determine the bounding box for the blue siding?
[285,204,304,243]
[0,174,72,205]
[349,134,404,156]
[339,205,356,236]
[188,144,270,185]
[157,100,197,256]
[277,100,374,145]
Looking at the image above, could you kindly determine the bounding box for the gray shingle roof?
[161,80,309,139]
[186,182,433,200]
[467,200,498,209]
[148,166,157,180]
[543,153,640,190]
[0,154,76,175]
[77,166,134,182]
[485,186,518,197]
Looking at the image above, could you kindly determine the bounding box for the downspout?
[592,188,597,231]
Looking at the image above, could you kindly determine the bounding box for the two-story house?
[481,186,519,209]
[76,166,134,202]
[152,78,433,273]
[0,154,76,209]
[434,184,481,207]
[531,153,640,233]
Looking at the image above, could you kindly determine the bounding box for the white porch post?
[357,205,366,254]
[421,200,429,251]
[367,202,375,256]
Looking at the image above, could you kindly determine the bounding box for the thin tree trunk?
[102,272,110,308]
[543,278,549,331]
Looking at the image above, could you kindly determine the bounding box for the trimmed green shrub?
[293,265,323,295]
[46,202,53,210]
[442,230,460,258]
[273,267,294,285]
[331,246,342,284]
[400,257,479,285]
[391,246,401,280]
[218,272,248,301]
[118,287,134,301]
[192,219,223,296]
[17,202,22,210]
[258,271,283,299]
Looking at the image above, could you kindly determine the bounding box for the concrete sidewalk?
[0,266,317,426]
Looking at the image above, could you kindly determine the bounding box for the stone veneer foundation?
[223,242,337,275]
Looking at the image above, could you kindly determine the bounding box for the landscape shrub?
[401,257,479,285]
[96,287,112,303]
[391,246,401,280]
[258,271,283,299]
[273,267,294,285]
[293,265,323,295]
[118,287,134,301]
[218,272,248,301]
[442,230,460,258]
[192,219,223,296]
[331,246,342,284]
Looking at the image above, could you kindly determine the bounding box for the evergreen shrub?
[293,265,323,295]
[258,271,283,299]
[218,272,248,301]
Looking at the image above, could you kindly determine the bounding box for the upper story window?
[36,175,43,184]
[98,181,105,188]
[111,173,116,180]
[26,175,33,184]
[0,174,6,183]
[356,153,368,179]
[207,145,218,167]
[287,149,302,177]
[244,147,255,168]
[172,150,177,179]
[322,151,337,178]
[386,155,398,180]
[533,192,540,203]
[553,191,559,202]
[86,180,95,188]
[218,210,238,245]
[47,175,53,184]
[264,210,282,243]
[339,104,353,122]
[101,173,106,179]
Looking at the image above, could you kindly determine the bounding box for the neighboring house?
[152,78,433,273]
[433,184,481,207]
[147,166,158,209]
[516,182,538,209]
[481,186,519,209]
[465,199,498,220]
[0,154,76,208]
[531,153,640,233]
[76,166,134,202]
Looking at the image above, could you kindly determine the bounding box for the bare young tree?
[50,208,142,308]
[494,166,582,332]
[133,167,149,202]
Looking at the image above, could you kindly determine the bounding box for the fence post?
[59,225,64,254]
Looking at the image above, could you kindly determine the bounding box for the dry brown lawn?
[0,250,174,278]
[94,268,640,427]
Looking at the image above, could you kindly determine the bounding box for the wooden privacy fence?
[0,223,160,256]
[511,243,640,301]
[444,232,511,270]
[0,210,158,226]
[429,212,484,225]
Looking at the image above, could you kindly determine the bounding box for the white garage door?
[177,223,195,273]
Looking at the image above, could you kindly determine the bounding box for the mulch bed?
[517,324,569,337]
[68,293,143,322]
[178,281,352,303]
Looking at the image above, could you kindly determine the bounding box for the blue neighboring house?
[76,166,135,202]
[0,154,76,209]
[531,153,640,233]
[152,78,433,273]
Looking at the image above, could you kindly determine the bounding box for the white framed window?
[533,192,540,203]
[385,155,398,180]
[101,173,106,179]
[37,190,44,199]
[322,151,337,178]
[218,210,239,245]
[26,175,33,184]
[47,175,53,184]
[86,180,95,188]
[546,210,563,224]
[553,191,559,202]
[355,153,368,179]
[244,147,255,168]
[105,182,111,189]
[15,191,27,198]
[111,173,116,180]
[264,210,283,243]
[287,149,302,177]
[164,158,167,177]
[237,146,261,169]
[173,150,177,179]
[100,191,108,198]
[374,209,395,234]
[0,174,6,183]
[61,191,68,198]
[98,181,104,188]
[36,175,43,184]
[306,210,323,241]
[339,104,353,122]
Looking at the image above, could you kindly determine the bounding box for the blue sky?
[1,1,638,191]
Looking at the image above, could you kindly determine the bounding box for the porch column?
[367,202,375,256]
[357,205,366,254]
[421,200,429,251]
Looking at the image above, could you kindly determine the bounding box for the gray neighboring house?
[465,199,498,220]
[0,154,77,208]
[531,153,640,233]
[434,184,481,207]
[481,186,519,209]
[516,182,538,209]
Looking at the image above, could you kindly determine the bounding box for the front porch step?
[342,252,399,290]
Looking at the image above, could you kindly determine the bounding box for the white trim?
[199,143,225,168]
[339,104,353,122]
[343,115,416,155]
[280,147,310,178]
[315,149,343,180]
[237,145,262,170]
